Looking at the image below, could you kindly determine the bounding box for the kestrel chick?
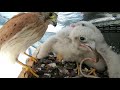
[35,21,106,77]
[71,21,120,78]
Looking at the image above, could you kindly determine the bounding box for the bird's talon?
[76,62,81,76]
[88,68,96,76]
[24,66,39,78]
[29,57,38,63]
[24,52,38,62]
[56,53,63,62]
[23,71,28,78]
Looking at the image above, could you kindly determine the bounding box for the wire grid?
[96,24,120,54]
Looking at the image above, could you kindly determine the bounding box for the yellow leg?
[17,59,39,78]
[56,53,63,62]
[88,68,97,76]
[24,52,38,63]
[76,62,80,76]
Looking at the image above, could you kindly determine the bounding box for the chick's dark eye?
[82,23,85,26]
[49,13,53,16]
[80,37,85,41]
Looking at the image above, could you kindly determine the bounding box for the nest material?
[26,52,109,78]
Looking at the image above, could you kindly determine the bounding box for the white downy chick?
[73,21,120,78]
[68,21,107,72]
[35,21,106,73]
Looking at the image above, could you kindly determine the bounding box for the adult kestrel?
[0,12,57,78]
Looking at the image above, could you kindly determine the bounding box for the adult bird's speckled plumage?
[0,12,58,77]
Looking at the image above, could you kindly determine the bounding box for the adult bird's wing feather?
[0,13,44,46]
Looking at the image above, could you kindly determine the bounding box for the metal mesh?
[94,20,120,54]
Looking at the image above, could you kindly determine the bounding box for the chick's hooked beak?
[49,12,58,26]
[79,43,98,63]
